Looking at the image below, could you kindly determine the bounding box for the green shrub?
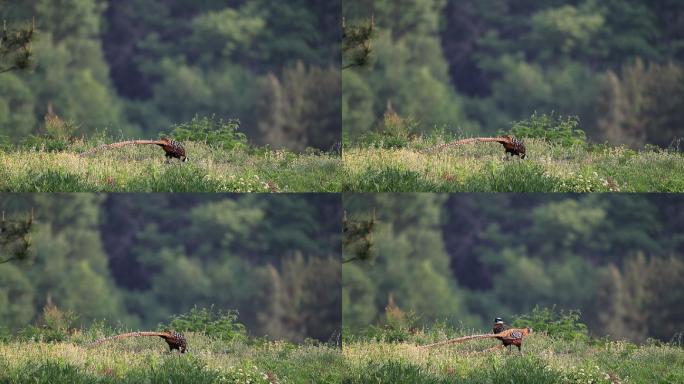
[345,361,443,384]
[513,306,589,342]
[9,361,93,384]
[138,357,219,384]
[169,115,247,151]
[22,118,79,152]
[17,303,78,343]
[355,300,422,343]
[361,110,419,149]
[161,306,247,342]
[485,355,562,384]
[343,167,442,192]
[0,135,13,151]
[508,112,586,147]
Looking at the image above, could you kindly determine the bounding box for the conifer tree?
[0,18,34,74]
[0,210,33,264]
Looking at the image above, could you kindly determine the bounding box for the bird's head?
[520,152,526,159]
[181,156,188,162]
[494,317,504,324]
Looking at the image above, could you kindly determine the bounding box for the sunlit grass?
[0,143,342,192]
[0,334,343,383]
[343,139,684,192]
[343,332,684,383]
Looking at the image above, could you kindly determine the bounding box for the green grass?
[343,330,684,383]
[0,333,343,384]
[0,143,341,192]
[342,139,684,192]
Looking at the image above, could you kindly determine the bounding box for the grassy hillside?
[343,331,684,383]
[0,143,341,192]
[343,139,684,192]
[0,334,343,384]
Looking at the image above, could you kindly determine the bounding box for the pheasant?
[426,135,526,159]
[80,138,188,162]
[421,327,533,353]
[89,330,187,353]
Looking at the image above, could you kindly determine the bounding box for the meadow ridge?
[0,334,343,384]
[0,142,342,192]
[342,139,684,192]
[343,331,684,384]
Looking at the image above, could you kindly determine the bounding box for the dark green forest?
[343,194,684,343]
[0,194,341,342]
[343,0,684,148]
[0,0,340,151]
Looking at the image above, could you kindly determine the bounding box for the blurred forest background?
[343,0,684,148]
[0,194,341,342]
[343,194,684,343]
[0,0,340,151]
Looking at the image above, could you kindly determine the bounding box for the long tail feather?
[423,137,510,154]
[79,140,166,157]
[88,331,171,347]
[420,333,498,349]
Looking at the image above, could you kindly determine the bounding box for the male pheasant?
[89,330,187,353]
[421,327,533,353]
[80,138,187,162]
[426,135,526,159]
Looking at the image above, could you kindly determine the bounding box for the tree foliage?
[342,15,375,70]
[0,195,341,342]
[0,1,340,150]
[0,17,34,74]
[344,194,684,342]
[0,210,33,264]
[345,0,684,147]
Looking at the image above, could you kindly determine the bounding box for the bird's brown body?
[80,139,187,162]
[494,327,531,351]
[89,331,187,353]
[427,136,526,158]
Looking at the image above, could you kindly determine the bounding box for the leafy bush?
[359,298,421,343]
[346,361,442,384]
[17,302,78,342]
[169,115,247,151]
[508,112,587,147]
[361,110,419,149]
[22,117,79,152]
[347,357,563,384]
[162,306,247,342]
[513,306,589,342]
[0,135,13,152]
[343,167,442,192]
[485,355,563,384]
[215,364,282,384]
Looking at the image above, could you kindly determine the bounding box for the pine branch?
[342,209,377,263]
[0,18,35,74]
[0,209,34,264]
[342,15,375,70]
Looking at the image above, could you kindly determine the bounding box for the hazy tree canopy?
[0,1,340,150]
[343,194,684,343]
[0,195,341,342]
[344,0,684,147]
